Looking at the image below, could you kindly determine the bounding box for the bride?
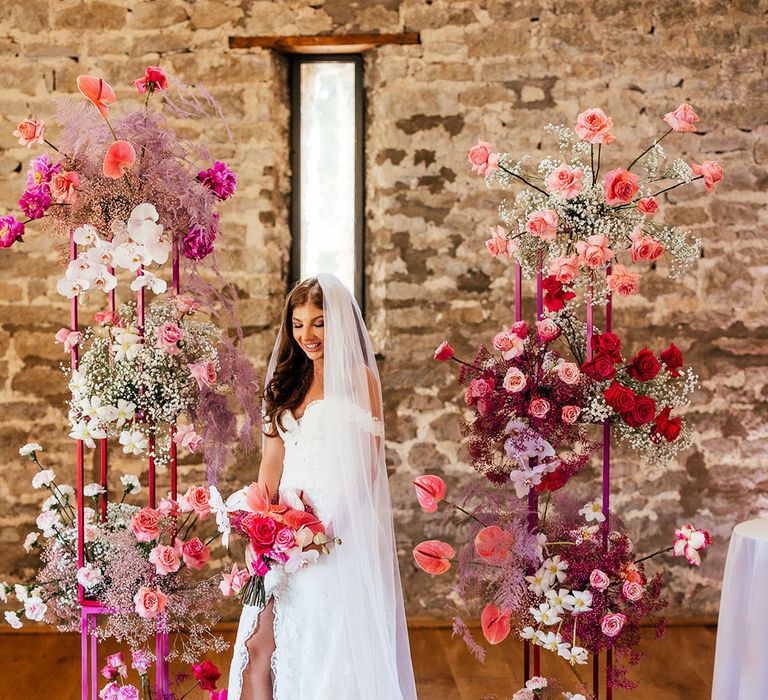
[227,273,417,699]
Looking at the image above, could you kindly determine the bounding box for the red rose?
[535,467,569,493]
[623,395,657,427]
[192,660,221,691]
[591,332,622,362]
[652,406,682,442]
[242,514,277,550]
[542,275,576,312]
[604,381,636,413]
[434,341,454,362]
[628,348,661,382]
[581,355,617,381]
[660,343,683,377]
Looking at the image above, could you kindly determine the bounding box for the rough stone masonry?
[0,0,766,621]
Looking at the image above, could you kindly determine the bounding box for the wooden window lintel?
[229,32,421,55]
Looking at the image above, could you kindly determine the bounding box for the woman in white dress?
[228,273,417,699]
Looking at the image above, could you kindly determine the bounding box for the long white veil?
[263,273,417,699]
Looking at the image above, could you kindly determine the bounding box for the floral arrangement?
[435,319,600,494]
[411,475,711,689]
[4,67,234,259]
[512,676,589,700]
[64,294,232,470]
[97,651,226,700]
[471,103,723,303]
[3,445,227,664]
[216,482,339,609]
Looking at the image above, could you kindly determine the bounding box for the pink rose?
[100,682,120,700]
[662,102,700,132]
[549,254,579,284]
[589,569,610,591]
[174,294,201,315]
[561,405,581,424]
[575,108,616,145]
[55,328,81,353]
[535,319,561,343]
[622,580,645,602]
[130,66,168,94]
[133,586,167,619]
[433,341,454,362]
[156,322,182,355]
[13,118,45,147]
[691,160,723,192]
[502,367,527,393]
[637,196,658,216]
[600,612,627,638]
[273,527,297,553]
[157,497,180,518]
[575,234,614,269]
[607,263,640,297]
[181,537,211,570]
[148,544,181,575]
[545,163,584,199]
[603,168,639,205]
[219,563,250,596]
[174,423,203,453]
[525,209,559,241]
[94,310,120,326]
[529,398,550,419]
[179,485,211,519]
[469,378,494,398]
[49,170,80,204]
[189,360,217,389]
[485,225,515,259]
[468,140,500,176]
[629,226,664,263]
[130,508,160,543]
[492,331,524,360]
[510,321,528,339]
[101,652,127,680]
[557,362,581,385]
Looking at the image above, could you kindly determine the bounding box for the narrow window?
[290,56,365,309]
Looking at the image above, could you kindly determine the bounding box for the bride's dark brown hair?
[263,277,323,437]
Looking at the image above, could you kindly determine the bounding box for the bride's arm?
[257,433,285,499]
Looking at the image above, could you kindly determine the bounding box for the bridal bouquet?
[472,103,722,303]
[217,483,339,608]
[411,475,711,690]
[3,444,226,663]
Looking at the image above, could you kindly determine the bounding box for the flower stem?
[634,545,674,564]
[177,681,201,700]
[627,128,673,172]
[652,176,703,199]
[498,163,549,196]
[44,138,61,153]
[446,499,488,527]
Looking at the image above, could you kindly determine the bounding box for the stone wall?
[0,0,766,620]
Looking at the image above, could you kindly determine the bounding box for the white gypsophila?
[31,469,55,490]
[120,474,141,495]
[19,443,43,457]
[664,158,694,183]
[641,143,667,179]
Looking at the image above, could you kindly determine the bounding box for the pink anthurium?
[76,75,116,118]
[480,603,511,645]
[413,474,446,513]
[412,539,454,575]
[474,525,513,564]
[103,140,136,179]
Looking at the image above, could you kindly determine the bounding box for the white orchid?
[284,547,320,574]
[66,255,92,279]
[56,276,89,298]
[127,202,159,235]
[4,611,22,629]
[114,399,136,427]
[209,486,231,548]
[112,243,149,271]
[69,420,106,449]
[85,240,114,267]
[31,469,55,490]
[120,474,141,495]
[72,224,99,246]
[23,595,47,622]
[96,402,120,424]
[88,267,117,294]
[19,443,43,457]
[119,430,148,456]
[130,271,167,295]
[579,498,606,523]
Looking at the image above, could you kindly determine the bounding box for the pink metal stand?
[74,232,180,699]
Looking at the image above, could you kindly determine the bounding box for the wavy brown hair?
[263,278,324,437]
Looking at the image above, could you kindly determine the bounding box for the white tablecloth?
[712,518,768,699]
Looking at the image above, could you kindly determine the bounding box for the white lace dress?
[227,399,384,699]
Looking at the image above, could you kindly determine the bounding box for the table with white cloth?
[712,518,768,699]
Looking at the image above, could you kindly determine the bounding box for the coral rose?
[468,141,499,176]
[148,545,181,575]
[575,108,616,145]
[692,160,723,192]
[130,508,160,543]
[545,163,584,199]
[413,540,455,575]
[181,537,211,570]
[557,362,581,385]
[622,580,645,602]
[485,225,515,259]
[525,209,559,241]
[133,586,167,619]
[607,264,640,297]
[50,170,80,204]
[180,485,211,519]
[576,234,614,269]
[13,118,45,148]
[629,226,664,263]
[603,168,639,206]
[561,405,581,424]
[637,196,658,216]
[529,398,551,419]
[503,367,527,393]
[535,319,561,343]
[549,254,579,284]
[663,103,699,132]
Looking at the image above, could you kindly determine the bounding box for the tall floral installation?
[0,66,263,699]
[416,104,719,696]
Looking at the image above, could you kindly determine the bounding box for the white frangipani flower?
[579,498,606,523]
[542,555,568,583]
[119,430,148,456]
[115,400,136,427]
[569,590,593,614]
[208,486,231,548]
[525,569,550,595]
[68,420,106,449]
[111,330,141,362]
[545,588,570,614]
[530,602,561,626]
[0,582,8,603]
